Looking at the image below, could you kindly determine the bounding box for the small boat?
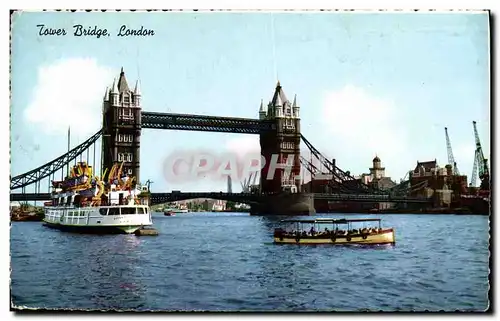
[163,207,188,215]
[273,218,395,245]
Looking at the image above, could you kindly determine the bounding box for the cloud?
[224,136,261,186]
[320,85,412,180]
[225,136,260,157]
[24,58,115,137]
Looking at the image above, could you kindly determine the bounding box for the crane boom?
[444,127,459,175]
[252,171,258,185]
[472,121,489,190]
[471,149,478,187]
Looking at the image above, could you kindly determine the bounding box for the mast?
[67,126,71,177]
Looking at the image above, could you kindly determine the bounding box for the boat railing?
[275,226,384,238]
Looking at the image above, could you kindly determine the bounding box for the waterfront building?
[410,159,468,207]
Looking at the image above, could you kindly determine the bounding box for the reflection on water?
[11,212,490,311]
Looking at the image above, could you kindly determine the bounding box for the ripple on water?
[10,213,490,311]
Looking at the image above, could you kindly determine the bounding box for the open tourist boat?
[44,162,152,234]
[273,218,395,245]
[164,206,188,216]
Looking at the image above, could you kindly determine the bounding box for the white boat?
[43,162,152,234]
[164,208,188,215]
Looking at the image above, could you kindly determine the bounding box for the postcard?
[9,10,490,312]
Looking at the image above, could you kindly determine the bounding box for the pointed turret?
[134,80,141,96]
[292,94,300,118]
[117,67,130,93]
[259,99,266,120]
[272,82,285,118]
[272,81,287,106]
[103,87,109,101]
[270,80,289,118]
[275,92,283,107]
[111,78,118,94]
[110,78,119,106]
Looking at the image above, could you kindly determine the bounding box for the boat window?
[108,208,120,215]
[136,207,145,214]
[99,208,108,215]
[121,208,136,215]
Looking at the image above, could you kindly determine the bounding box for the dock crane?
[240,171,259,193]
[444,127,459,175]
[470,149,479,187]
[472,121,489,191]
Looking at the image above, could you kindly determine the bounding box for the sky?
[10,11,490,193]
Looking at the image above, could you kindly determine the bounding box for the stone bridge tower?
[259,81,301,194]
[101,68,142,183]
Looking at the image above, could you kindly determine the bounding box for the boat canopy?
[280,218,381,224]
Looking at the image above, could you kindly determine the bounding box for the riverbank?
[11,208,44,222]
[322,207,488,215]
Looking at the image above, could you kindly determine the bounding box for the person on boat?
[309,226,315,236]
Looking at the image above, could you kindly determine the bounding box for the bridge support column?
[250,193,315,216]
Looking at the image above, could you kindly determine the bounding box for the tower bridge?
[10,68,429,215]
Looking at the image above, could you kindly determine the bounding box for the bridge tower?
[101,68,142,183]
[259,81,301,194]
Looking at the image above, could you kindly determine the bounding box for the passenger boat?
[43,162,152,234]
[273,218,395,245]
[164,207,188,216]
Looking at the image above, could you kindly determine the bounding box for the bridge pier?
[249,193,315,216]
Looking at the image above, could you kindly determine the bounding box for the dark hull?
[43,222,140,234]
[250,193,316,216]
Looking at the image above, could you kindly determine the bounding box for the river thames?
[10,212,489,312]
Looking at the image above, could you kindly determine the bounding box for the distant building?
[202,199,227,211]
[357,156,397,191]
[410,159,467,206]
[10,201,21,210]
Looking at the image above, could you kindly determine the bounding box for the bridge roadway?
[10,192,431,204]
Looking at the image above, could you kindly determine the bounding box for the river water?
[10,212,490,312]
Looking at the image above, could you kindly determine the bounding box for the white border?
[3,1,497,319]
